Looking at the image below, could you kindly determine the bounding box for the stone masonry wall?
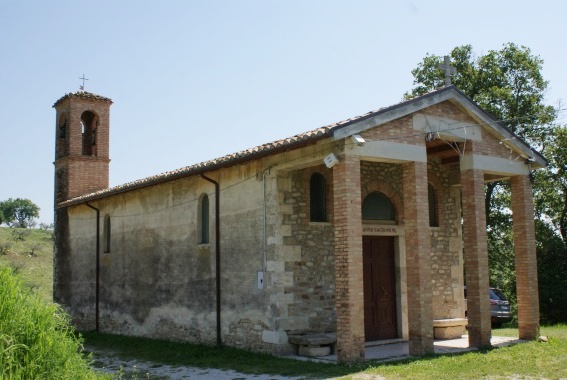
[278,166,336,335]
[64,161,277,353]
[360,162,404,218]
[427,159,464,319]
[360,159,464,320]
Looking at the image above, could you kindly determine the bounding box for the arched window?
[310,173,327,222]
[103,214,111,253]
[200,194,210,244]
[428,184,439,227]
[362,191,395,221]
[80,111,98,156]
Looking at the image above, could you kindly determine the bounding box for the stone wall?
[56,206,97,330]
[360,162,404,218]
[360,159,465,321]
[427,160,464,319]
[63,161,278,352]
[277,166,336,335]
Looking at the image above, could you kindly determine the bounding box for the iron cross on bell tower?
[79,74,89,91]
[438,56,456,86]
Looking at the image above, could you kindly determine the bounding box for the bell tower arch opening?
[56,113,68,159]
[81,111,99,156]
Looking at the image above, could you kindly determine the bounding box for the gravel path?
[87,346,303,380]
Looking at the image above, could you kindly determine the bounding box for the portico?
[326,87,544,361]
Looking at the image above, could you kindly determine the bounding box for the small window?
[310,173,327,222]
[362,192,395,221]
[428,184,439,227]
[200,194,210,244]
[103,214,111,253]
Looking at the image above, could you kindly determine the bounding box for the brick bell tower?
[52,91,112,308]
[53,91,113,204]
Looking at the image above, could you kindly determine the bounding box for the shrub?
[0,240,11,255]
[0,268,107,379]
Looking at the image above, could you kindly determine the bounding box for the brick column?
[402,161,434,355]
[332,154,365,362]
[510,175,540,339]
[461,168,491,348]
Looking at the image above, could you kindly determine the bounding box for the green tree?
[406,43,564,322]
[0,198,40,228]
[534,126,567,243]
[533,125,567,323]
[406,43,555,141]
[406,43,556,224]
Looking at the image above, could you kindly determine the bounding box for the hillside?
[0,226,54,303]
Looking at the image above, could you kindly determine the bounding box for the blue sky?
[1,1,566,224]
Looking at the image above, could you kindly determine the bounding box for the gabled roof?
[331,86,547,169]
[58,86,546,208]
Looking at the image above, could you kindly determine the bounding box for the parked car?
[489,288,512,327]
[464,287,512,327]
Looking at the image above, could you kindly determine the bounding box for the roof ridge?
[61,85,536,209]
[53,91,113,108]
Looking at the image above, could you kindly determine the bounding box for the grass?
[2,225,566,379]
[351,325,567,380]
[83,325,567,379]
[0,226,54,303]
[0,267,108,379]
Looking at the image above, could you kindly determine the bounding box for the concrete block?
[262,330,288,344]
[279,204,294,214]
[280,225,292,237]
[298,345,331,357]
[289,333,336,346]
[269,293,293,304]
[270,272,294,287]
[276,317,309,331]
[283,245,301,261]
[434,325,465,339]
[266,260,284,273]
[433,318,467,339]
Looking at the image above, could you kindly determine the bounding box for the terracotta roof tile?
[58,124,334,207]
[53,91,113,108]
[62,86,523,208]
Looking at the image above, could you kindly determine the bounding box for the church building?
[53,85,543,362]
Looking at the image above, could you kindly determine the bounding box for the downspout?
[86,203,100,332]
[200,174,221,346]
[262,169,268,272]
[260,166,273,274]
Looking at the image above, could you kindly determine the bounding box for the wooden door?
[363,236,398,341]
